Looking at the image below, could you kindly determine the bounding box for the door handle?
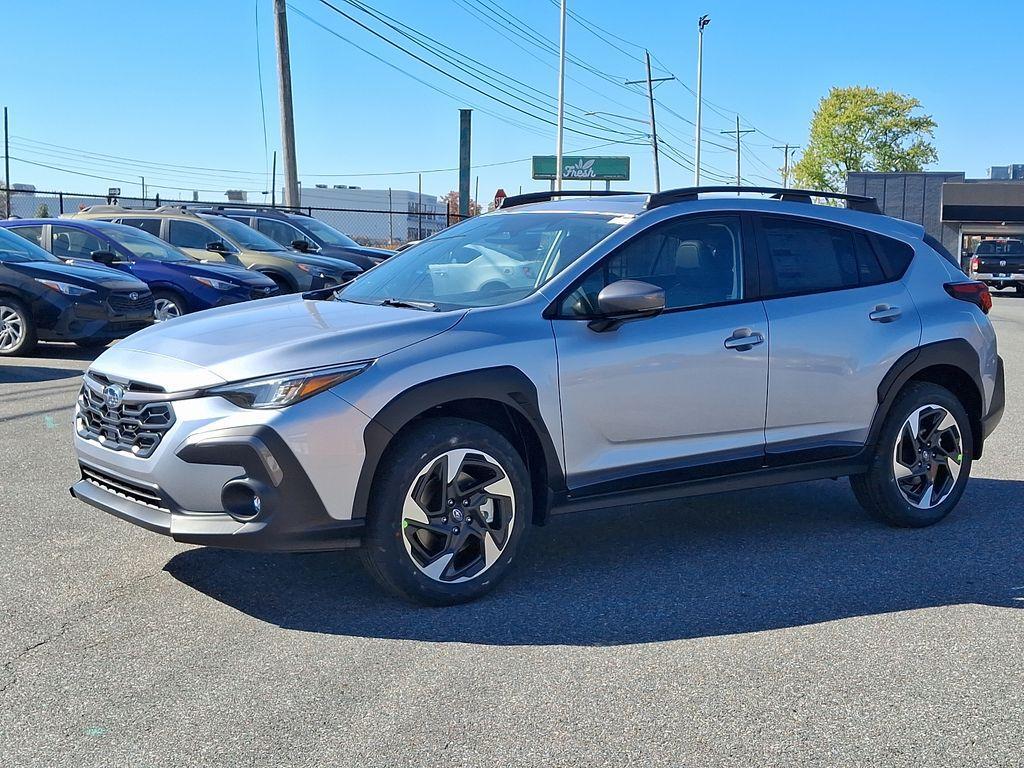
[724,329,764,351]
[869,304,902,323]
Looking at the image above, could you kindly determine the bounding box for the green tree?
[793,86,938,193]
[35,203,50,218]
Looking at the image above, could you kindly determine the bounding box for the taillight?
[944,281,992,314]
[970,256,979,273]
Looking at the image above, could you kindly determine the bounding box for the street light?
[695,14,711,186]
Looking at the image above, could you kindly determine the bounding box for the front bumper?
[36,295,152,342]
[71,385,371,552]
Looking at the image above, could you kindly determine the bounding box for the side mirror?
[206,241,228,253]
[588,279,666,332]
[290,239,310,252]
[89,250,118,266]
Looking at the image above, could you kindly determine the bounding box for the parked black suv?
[202,207,392,271]
[0,226,153,356]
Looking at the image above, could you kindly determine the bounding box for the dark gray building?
[847,170,1024,267]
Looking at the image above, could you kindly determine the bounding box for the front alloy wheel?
[361,417,531,604]
[153,293,185,322]
[401,449,516,583]
[892,404,963,509]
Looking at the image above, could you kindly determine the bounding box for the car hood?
[91,295,466,388]
[14,260,147,291]
[176,260,276,286]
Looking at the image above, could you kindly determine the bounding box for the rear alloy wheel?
[152,291,186,322]
[851,382,972,527]
[0,299,37,356]
[361,418,530,604]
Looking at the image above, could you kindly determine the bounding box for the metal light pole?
[694,14,710,186]
[554,0,567,192]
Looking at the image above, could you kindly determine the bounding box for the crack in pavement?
[0,571,160,695]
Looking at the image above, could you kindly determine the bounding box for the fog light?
[221,479,267,521]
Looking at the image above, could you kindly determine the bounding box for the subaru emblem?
[129,292,139,301]
[103,383,125,409]
[1000,260,1007,267]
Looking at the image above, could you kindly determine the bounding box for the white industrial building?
[295,185,448,245]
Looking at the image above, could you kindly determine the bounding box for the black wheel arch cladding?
[352,366,565,521]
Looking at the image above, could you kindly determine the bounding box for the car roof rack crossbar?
[646,186,881,214]
[497,189,645,209]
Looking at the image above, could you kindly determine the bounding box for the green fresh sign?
[532,155,631,181]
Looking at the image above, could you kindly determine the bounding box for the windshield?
[299,217,359,248]
[102,224,192,262]
[339,211,626,310]
[0,227,61,264]
[203,215,286,252]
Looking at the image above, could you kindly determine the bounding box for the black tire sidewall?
[871,382,973,526]
[0,297,37,356]
[362,418,531,605]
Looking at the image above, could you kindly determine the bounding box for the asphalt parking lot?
[1,298,1022,768]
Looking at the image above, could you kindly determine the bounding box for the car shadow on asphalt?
[0,365,85,384]
[165,477,1024,646]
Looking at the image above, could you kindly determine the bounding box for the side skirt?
[549,452,871,516]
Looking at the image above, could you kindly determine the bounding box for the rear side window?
[168,220,224,250]
[117,218,162,237]
[760,217,860,295]
[6,225,43,247]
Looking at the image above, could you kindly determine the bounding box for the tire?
[263,273,293,294]
[361,417,531,605]
[850,381,973,528]
[0,297,37,356]
[152,290,187,322]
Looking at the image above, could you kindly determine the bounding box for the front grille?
[250,285,278,299]
[107,290,154,314]
[81,464,169,512]
[76,375,175,458]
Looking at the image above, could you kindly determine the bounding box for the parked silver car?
[70,187,1004,605]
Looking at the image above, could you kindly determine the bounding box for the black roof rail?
[646,186,882,214]
[197,203,310,216]
[497,189,644,209]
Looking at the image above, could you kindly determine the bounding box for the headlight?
[296,263,326,278]
[34,279,95,297]
[192,276,237,291]
[205,361,372,409]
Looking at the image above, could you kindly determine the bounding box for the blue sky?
[4,0,1023,204]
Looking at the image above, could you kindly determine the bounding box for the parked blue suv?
[1,220,279,321]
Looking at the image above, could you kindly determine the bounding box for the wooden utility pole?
[626,51,674,193]
[721,116,754,190]
[773,143,799,188]
[274,0,300,207]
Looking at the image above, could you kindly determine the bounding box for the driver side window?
[560,215,744,316]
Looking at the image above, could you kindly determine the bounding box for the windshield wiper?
[380,298,438,311]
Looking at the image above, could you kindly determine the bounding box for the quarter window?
[50,226,106,260]
[168,220,226,250]
[561,216,744,316]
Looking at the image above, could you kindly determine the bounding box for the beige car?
[71,206,361,292]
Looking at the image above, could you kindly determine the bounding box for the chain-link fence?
[0,187,467,248]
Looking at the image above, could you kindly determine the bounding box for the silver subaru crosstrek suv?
[71,188,1005,605]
